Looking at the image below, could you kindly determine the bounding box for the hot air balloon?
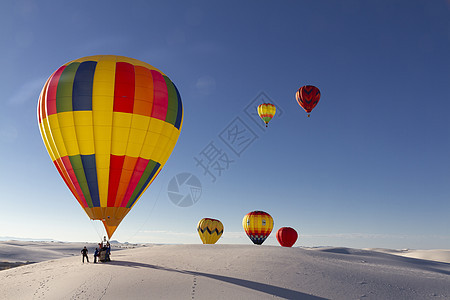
[37,55,183,239]
[242,211,274,245]
[295,85,321,117]
[276,227,298,247]
[257,103,276,127]
[197,218,224,244]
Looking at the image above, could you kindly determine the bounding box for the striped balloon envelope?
[197,218,224,244]
[37,55,183,239]
[242,211,274,245]
[257,103,276,127]
[295,85,321,117]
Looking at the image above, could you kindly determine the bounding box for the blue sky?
[0,0,449,249]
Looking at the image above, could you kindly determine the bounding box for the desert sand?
[0,241,449,299]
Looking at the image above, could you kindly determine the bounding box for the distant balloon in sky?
[197,218,224,244]
[257,103,276,127]
[37,55,183,239]
[276,227,298,247]
[242,211,274,245]
[295,85,321,117]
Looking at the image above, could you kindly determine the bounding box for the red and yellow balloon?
[242,211,274,245]
[37,55,183,239]
[257,103,276,127]
[295,85,321,117]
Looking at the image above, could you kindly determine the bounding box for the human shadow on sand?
[108,260,326,299]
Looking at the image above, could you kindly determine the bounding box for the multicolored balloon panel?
[197,218,224,244]
[276,227,298,247]
[37,55,183,238]
[295,85,321,117]
[257,103,276,127]
[242,211,274,245]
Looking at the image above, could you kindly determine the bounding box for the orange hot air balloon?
[276,227,298,247]
[37,55,183,239]
[295,85,321,117]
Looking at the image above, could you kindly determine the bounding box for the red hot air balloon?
[276,227,298,247]
[295,85,321,117]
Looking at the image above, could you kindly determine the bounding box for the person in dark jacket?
[105,241,111,261]
[94,248,99,263]
[81,246,89,263]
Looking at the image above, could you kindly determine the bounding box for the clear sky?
[1,0,449,249]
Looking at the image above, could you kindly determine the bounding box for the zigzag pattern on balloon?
[197,227,224,236]
[295,85,321,115]
[196,218,224,244]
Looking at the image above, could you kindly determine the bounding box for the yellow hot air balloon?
[242,211,274,245]
[257,103,276,127]
[197,218,224,244]
[37,55,183,239]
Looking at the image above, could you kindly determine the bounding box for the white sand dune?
[0,242,449,299]
[0,241,100,263]
[367,248,450,264]
[0,240,135,263]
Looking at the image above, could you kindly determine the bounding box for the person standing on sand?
[94,248,99,263]
[105,241,111,261]
[81,246,89,263]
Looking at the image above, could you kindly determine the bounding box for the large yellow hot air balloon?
[197,218,224,244]
[242,211,274,245]
[37,55,183,239]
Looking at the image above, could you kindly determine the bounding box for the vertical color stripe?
[114,156,138,207]
[47,66,66,116]
[163,76,178,126]
[80,154,100,207]
[69,154,93,207]
[56,62,80,113]
[121,157,149,207]
[126,161,160,208]
[150,70,168,120]
[91,59,116,207]
[133,66,154,117]
[174,85,183,130]
[61,156,88,207]
[73,61,97,111]
[113,62,135,113]
[108,155,125,207]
